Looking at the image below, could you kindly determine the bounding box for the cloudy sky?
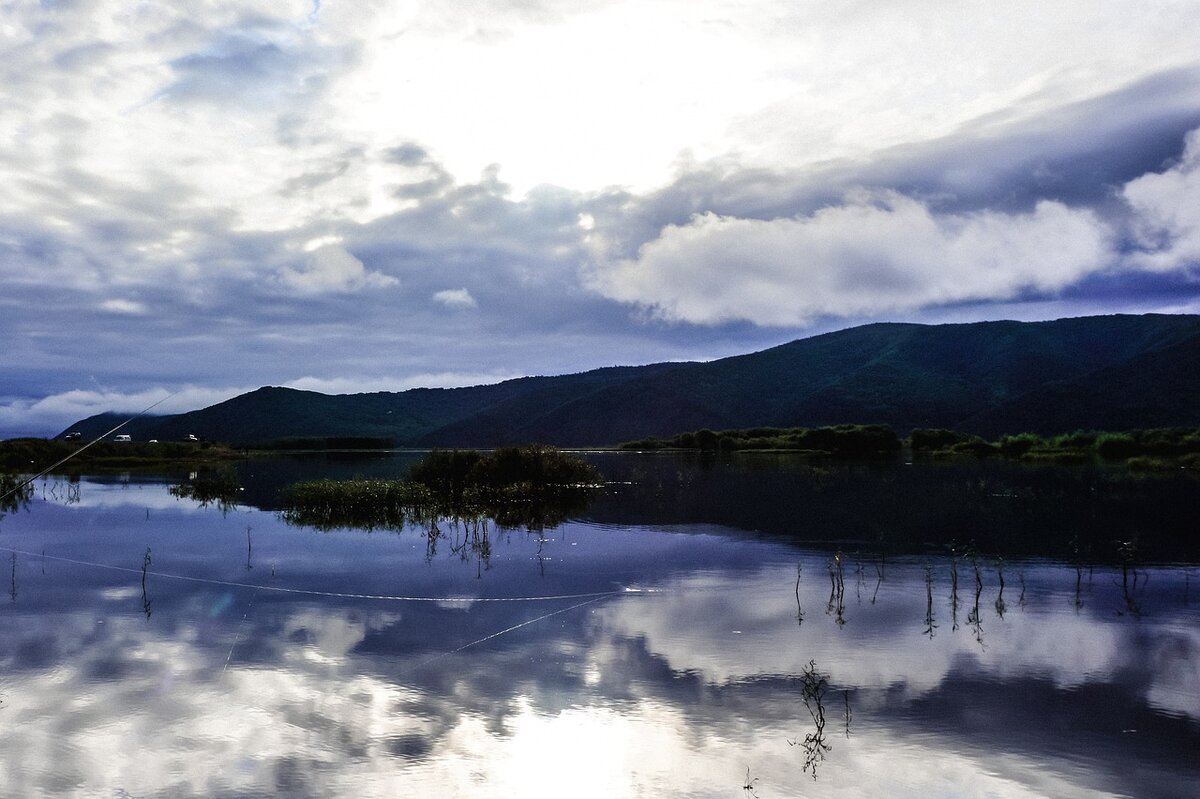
[3,0,1200,437]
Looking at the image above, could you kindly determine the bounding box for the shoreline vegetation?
[3,424,1200,474]
[0,437,243,472]
[10,443,1195,562]
[619,424,1200,469]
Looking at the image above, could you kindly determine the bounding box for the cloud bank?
[590,195,1112,325]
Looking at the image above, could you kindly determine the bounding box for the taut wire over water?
[0,546,654,604]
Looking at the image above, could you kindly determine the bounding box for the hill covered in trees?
[58,314,1200,446]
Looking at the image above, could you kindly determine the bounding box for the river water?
[0,454,1196,797]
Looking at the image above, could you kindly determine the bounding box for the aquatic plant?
[742,766,760,797]
[280,479,437,531]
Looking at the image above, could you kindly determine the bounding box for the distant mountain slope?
[961,330,1200,436]
[60,314,1200,445]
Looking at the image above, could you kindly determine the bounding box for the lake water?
[1,454,1197,797]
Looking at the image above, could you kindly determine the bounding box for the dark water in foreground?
[0,454,1197,797]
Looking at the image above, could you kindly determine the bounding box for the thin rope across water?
[0,546,658,603]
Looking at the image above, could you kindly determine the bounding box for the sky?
[2,0,1200,437]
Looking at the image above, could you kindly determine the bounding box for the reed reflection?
[789,660,852,780]
[826,552,846,626]
[994,558,1007,619]
[795,562,804,626]
[1116,538,1146,617]
[923,563,937,639]
[141,547,153,620]
[966,555,985,647]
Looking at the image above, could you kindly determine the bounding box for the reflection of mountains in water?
[579,453,1200,561]
[141,449,1200,562]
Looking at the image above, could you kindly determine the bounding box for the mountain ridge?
[59,314,1200,445]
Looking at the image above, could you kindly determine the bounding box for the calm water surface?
[0,455,1197,797]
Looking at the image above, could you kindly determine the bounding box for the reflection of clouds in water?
[0,583,1192,798]
[1145,625,1200,720]
[0,606,1119,799]
[29,479,221,512]
[594,562,1175,708]
[279,608,401,665]
[2,499,1197,799]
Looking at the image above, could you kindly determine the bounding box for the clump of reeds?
[280,479,438,531]
[281,446,602,532]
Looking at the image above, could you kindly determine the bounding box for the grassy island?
[280,445,602,531]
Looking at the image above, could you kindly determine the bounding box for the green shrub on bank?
[908,426,1200,466]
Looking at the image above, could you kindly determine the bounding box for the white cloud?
[432,288,478,309]
[98,298,148,315]
[1123,127,1200,271]
[273,245,398,296]
[0,372,532,438]
[283,371,519,395]
[589,192,1111,326]
[329,1,1200,196]
[0,385,254,437]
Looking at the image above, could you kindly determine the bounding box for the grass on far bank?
[621,424,1200,470]
[0,437,242,472]
[910,427,1200,469]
